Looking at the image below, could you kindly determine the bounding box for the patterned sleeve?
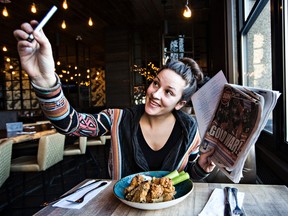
[31,74,112,136]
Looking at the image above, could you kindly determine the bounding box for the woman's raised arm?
[14,20,56,88]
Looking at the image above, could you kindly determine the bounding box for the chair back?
[100,135,111,144]
[79,136,87,154]
[37,133,65,171]
[0,139,13,187]
[86,137,103,146]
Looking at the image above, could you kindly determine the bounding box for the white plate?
[113,171,193,210]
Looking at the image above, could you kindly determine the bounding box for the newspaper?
[192,70,281,183]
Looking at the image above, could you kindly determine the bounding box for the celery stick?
[164,170,179,179]
[179,170,186,176]
[172,172,190,185]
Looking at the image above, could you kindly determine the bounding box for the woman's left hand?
[198,148,216,173]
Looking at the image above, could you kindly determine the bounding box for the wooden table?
[0,123,56,144]
[34,180,288,216]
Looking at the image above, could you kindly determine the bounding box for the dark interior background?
[1,0,229,110]
[1,0,211,64]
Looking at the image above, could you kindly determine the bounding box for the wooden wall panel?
[208,0,227,77]
[105,28,132,108]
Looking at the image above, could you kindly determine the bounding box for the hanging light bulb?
[31,3,37,13]
[2,46,7,52]
[61,20,66,29]
[183,5,191,18]
[88,17,93,26]
[63,0,68,10]
[2,6,8,17]
[183,0,192,18]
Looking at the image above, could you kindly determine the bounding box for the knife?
[41,179,101,206]
[224,187,232,216]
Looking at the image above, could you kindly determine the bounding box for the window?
[241,1,273,132]
[238,0,288,156]
[235,0,288,185]
[163,35,193,63]
[2,57,39,110]
[244,0,257,20]
[243,3,272,89]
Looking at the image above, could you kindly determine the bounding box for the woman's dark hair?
[159,57,204,102]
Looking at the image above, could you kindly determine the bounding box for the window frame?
[237,0,288,162]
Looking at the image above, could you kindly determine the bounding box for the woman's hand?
[13,20,56,88]
[198,148,216,173]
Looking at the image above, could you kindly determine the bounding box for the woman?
[14,21,215,180]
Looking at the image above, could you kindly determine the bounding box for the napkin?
[198,188,245,216]
[53,180,111,209]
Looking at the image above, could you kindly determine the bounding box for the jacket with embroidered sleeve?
[32,76,209,180]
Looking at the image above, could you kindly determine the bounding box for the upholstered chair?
[87,135,111,167]
[63,136,88,178]
[10,133,65,200]
[64,136,87,156]
[0,139,13,208]
[0,139,13,188]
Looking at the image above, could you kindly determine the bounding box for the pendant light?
[183,0,192,18]
[1,0,11,17]
[31,3,37,13]
[2,6,8,17]
[88,17,93,26]
[61,20,66,29]
[63,0,68,10]
[2,45,7,52]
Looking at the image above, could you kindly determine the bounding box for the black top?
[138,120,182,170]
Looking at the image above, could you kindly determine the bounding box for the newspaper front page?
[192,71,281,183]
[201,84,262,169]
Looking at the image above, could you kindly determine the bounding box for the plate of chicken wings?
[113,171,193,210]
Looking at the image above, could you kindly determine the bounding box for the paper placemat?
[53,180,111,209]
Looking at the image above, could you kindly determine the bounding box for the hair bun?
[180,58,204,83]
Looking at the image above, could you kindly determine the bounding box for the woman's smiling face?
[145,68,187,116]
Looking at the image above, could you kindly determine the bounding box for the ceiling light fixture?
[31,3,37,13]
[183,0,192,18]
[2,6,8,16]
[88,17,93,26]
[61,20,66,29]
[1,0,10,17]
[2,45,7,52]
[63,0,68,10]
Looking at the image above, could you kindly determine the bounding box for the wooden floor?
[0,145,110,216]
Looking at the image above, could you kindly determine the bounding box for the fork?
[41,179,101,206]
[231,187,243,215]
[66,181,107,203]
